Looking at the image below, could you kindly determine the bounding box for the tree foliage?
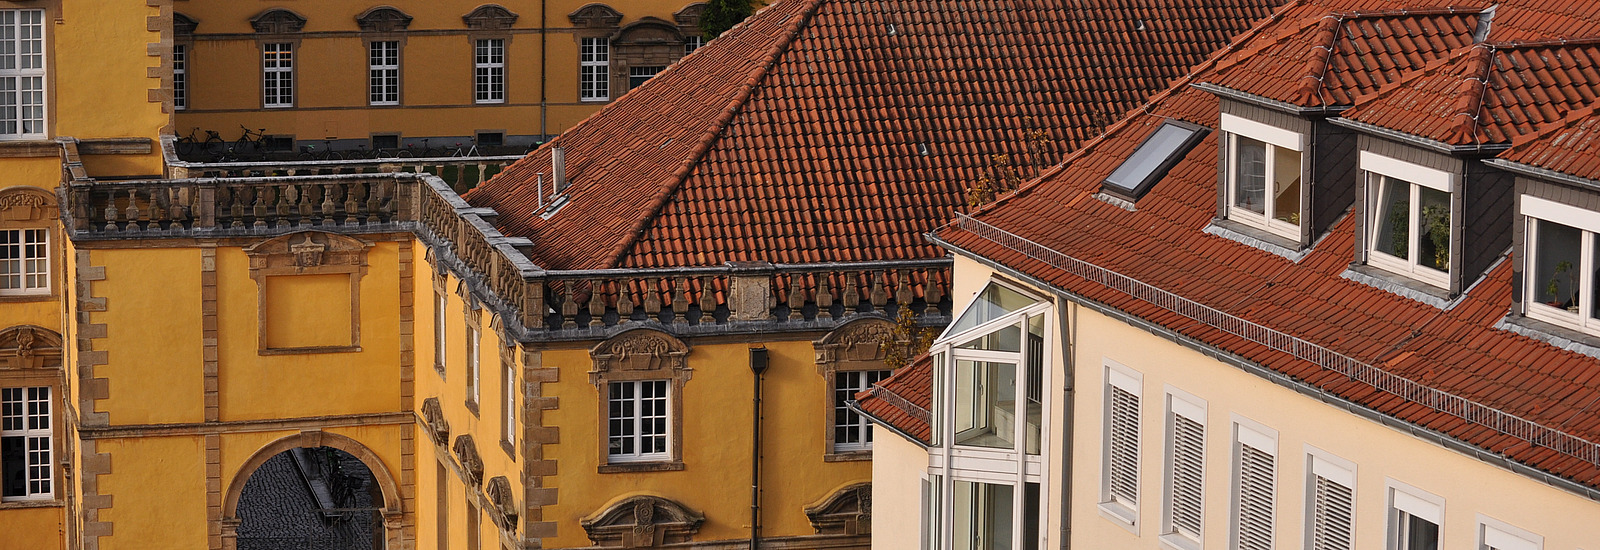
[701,0,756,39]
[882,306,937,370]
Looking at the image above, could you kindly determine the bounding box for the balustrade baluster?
[252,186,270,229]
[616,279,634,324]
[925,269,944,309]
[561,281,579,330]
[148,187,168,230]
[345,182,361,225]
[671,277,689,324]
[274,184,291,227]
[869,271,888,310]
[124,189,141,231]
[320,184,338,226]
[226,187,245,228]
[102,190,120,232]
[699,276,716,323]
[294,184,312,226]
[788,274,805,320]
[589,278,606,328]
[895,270,913,307]
[842,271,860,309]
[366,180,384,224]
[644,278,663,319]
[816,274,833,320]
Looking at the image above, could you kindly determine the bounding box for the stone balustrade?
[161,135,523,192]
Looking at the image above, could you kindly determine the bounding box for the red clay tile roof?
[934,1,1600,491]
[465,0,1288,270]
[1497,104,1600,181]
[855,353,932,444]
[1346,38,1600,145]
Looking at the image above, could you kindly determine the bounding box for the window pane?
[954,481,1014,550]
[948,283,1035,336]
[1025,315,1043,455]
[1105,123,1199,194]
[1,435,21,497]
[1403,513,1440,550]
[1273,146,1301,226]
[955,360,1017,450]
[1532,219,1581,310]
[956,323,1021,352]
[1373,177,1410,261]
[1417,186,1450,273]
[1233,136,1266,215]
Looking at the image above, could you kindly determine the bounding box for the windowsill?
[580,98,610,103]
[0,139,57,158]
[1340,264,1454,309]
[1158,532,1202,550]
[1205,218,1307,262]
[598,460,684,474]
[264,105,295,109]
[500,439,515,460]
[0,498,63,510]
[259,345,362,356]
[1496,314,1600,360]
[0,292,54,303]
[465,399,479,417]
[824,450,873,462]
[1097,501,1140,535]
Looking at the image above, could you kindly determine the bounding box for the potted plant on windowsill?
[1544,260,1579,312]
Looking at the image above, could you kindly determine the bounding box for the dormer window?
[1520,195,1600,335]
[1101,119,1208,202]
[1361,152,1455,289]
[1221,114,1303,240]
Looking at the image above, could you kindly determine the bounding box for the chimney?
[552,146,567,192]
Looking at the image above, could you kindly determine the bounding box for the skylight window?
[1102,119,1209,201]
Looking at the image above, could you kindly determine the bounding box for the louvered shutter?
[1170,413,1205,538]
[1308,455,1355,550]
[1108,385,1140,506]
[1234,436,1276,550]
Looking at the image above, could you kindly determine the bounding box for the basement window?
[1102,119,1209,202]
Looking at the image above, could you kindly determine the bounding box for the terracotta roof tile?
[855,353,932,444]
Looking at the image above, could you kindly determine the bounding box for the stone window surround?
[250,8,306,110]
[0,324,64,509]
[588,328,690,473]
[243,231,370,355]
[813,318,896,462]
[0,186,59,302]
[432,269,448,378]
[580,494,704,548]
[356,7,411,108]
[464,4,517,105]
[460,281,483,416]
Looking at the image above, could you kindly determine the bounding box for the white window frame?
[580,37,609,102]
[1160,387,1206,550]
[1222,114,1304,239]
[1386,479,1444,550]
[1229,415,1277,550]
[503,358,515,447]
[1519,195,1600,334]
[628,65,663,90]
[0,9,46,140]
[473,38,504,104]
[1303,446,1357,550]
[1,386,52,502]
[607,379,671,463]
[0,227,48,296]
[683,35,704,56]
[369,40,399,106]
[466,324,480,405]
[1477,515,1540,550]
[1100,360,1142,529]
[833,369,891,452]
[262,42,294,108]
[173,44,188,111]
[1361,151,1456,288]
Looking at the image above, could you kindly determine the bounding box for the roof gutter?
[1189,82,1349,117]
[847,398,929,449]
[1329,116,1513,155]
[1483,158,1600,193]
[926,231,1600,504]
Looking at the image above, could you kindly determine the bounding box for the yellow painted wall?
[0,506,64,550]
[94,247,205,425]
[1067,295,1600,550]
[55,0,168,175]
[96,436,209,550]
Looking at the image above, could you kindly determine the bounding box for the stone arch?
[463,4,520,30]
[0,185,57,223]
[249,8,307,34]
[580,494,705,547]
[568,3,623,28]
[221,431,403,550]
[673,3,706,27]
[356,6,413,32]
[612,17,686,45]
[803,481,871,535]
[0,324,63,370]
[173,12,200,36]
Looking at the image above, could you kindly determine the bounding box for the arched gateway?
[221,431,404,550]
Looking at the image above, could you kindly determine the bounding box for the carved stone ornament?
[485,476,518,530]
[613,18,685,46]
[463,4,520,30]
[804,482,872,536]
[420,397,450,446]
[0,325,63,371]
[813,319,894,373]
[356,6,413,33]
[250,8,307,34]
[244,231,370,274]
[580,495,705,548]
[568,3,623,28]
[673,3,706,27]
[0,187,55,223]
[453,435,484,487]
[173,12,200,36]
[588,329,690,386]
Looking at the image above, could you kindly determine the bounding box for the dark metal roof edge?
[1329,117,1513,155]
[1190,81,1347,117]
[1483,158,1600,193]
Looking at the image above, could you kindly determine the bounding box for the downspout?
[749,347,769,550]
[539,0,548,141]
[1058,299,1076,550]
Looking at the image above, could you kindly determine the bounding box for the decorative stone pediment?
[580,495,704,548]
[814,319,894,373]
[0,186,55,223]
[173,13,199,36]
[421,397,450,446]
[568,3,623,28]
[613,18,685,46]
[804,482,871,536]
[244,231,371,273]
[589,329,690,386]
[673,3,706,27]
[0,325,62,371]
[485,476,517,530]
[453,435,484,487]
[250,8,307,34]
[356,6,413,33]
[463,4,519,30]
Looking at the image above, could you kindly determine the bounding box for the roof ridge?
[599,0,825,268]
[1293,15,1346,107]
[1505,101,1600,151]
[970,0,1312,218]
[1445,43,1497,145]
[1329,5,1484,19]
[1482,35,1600,49]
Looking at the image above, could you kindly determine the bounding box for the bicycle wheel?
[395,150,413,158]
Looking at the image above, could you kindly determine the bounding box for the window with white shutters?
[467,325,480,404]
[1163,391,1206,547]
[1,386,51,501]
[1231,421,1276,550]
[834,369,890,452]
[1305,452,1355,550]
[1478,517,1540,550]
[1101,365,1141,526]
[434,290,446,376]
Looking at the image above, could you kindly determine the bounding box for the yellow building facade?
[172,0,712,154]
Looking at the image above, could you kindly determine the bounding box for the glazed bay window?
[262,42,294,108]
[369,40,399,106]
[1520,195,1600,334]
[580,37,609,101]
[929,281,1050,550]
[835,369,889,452]
[1362,151,1455,288]
[1221,114,1303,239]
[473,39,504,104]
[0,228,47,295]
[608,380,668,462]
[1,386,51,501]
[0,9,46,139]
